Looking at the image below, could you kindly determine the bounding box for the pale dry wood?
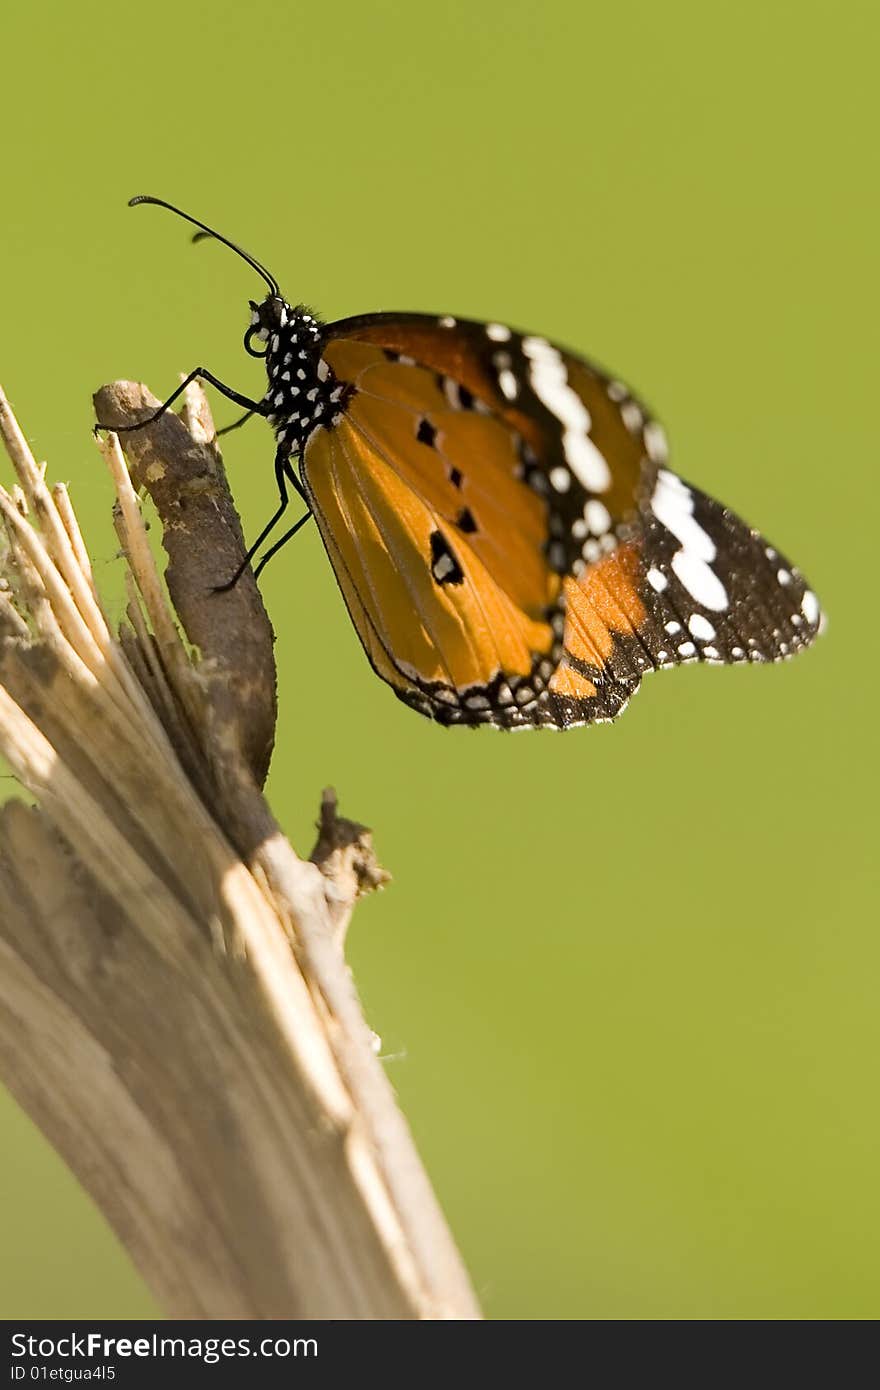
[0,381,480,1320]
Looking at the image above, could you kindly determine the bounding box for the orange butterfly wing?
[299,315,821,728]
[303,350,560,723]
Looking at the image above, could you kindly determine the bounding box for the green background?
[1,0,876,1321]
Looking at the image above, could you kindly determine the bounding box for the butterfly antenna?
[128,195,281,298]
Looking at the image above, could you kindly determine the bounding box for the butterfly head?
[244,295,289,356]
[125,196,345,450]
[254,301,347,451]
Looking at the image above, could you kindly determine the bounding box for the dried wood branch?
[0,380,480,1320]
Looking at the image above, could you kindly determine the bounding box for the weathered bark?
[0,381,480,1320]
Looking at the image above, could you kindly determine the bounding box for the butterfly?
[106,197,824,731]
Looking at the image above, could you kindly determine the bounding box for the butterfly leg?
[216,408,256,437]
[95,368,265,433]
[212,450,310,592]
[248,508,314,578]
[252,511,314,582]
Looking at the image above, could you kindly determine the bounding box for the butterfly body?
[112,198,824,731]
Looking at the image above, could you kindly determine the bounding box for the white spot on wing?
[621,400,643,432]
[801,589,820,626]
[643,421,668,463]
[433,553,455,580]
[688,613,716,641]
[651,469,729,612]
[549,466,571,492]
[672,551,728,611]
[647,567,668,593]
[521,336,612,492]
[498,368,519,401]
[584,499,612,535]
[486,323,511,342]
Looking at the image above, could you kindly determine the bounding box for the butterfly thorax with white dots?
[250,296,348,455]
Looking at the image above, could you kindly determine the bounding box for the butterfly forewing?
[325,313,656,536]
